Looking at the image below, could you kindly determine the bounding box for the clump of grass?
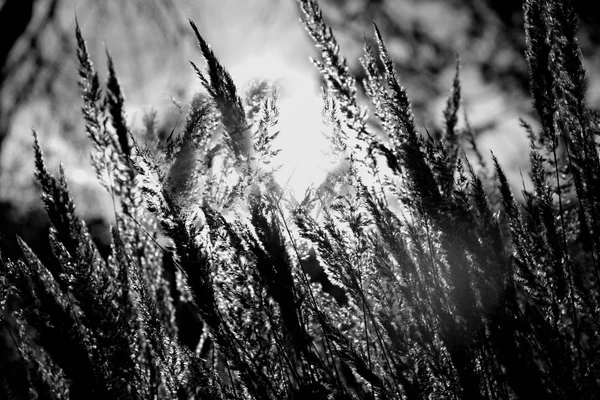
[1,0,600,398]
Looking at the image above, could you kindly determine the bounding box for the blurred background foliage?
[1,0,600,308]
[1,1,600,397]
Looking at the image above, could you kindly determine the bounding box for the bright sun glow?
[229,54,333,199]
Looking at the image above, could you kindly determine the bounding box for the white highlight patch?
[229,55,332,199]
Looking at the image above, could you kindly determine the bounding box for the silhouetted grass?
[1,0,599,398]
